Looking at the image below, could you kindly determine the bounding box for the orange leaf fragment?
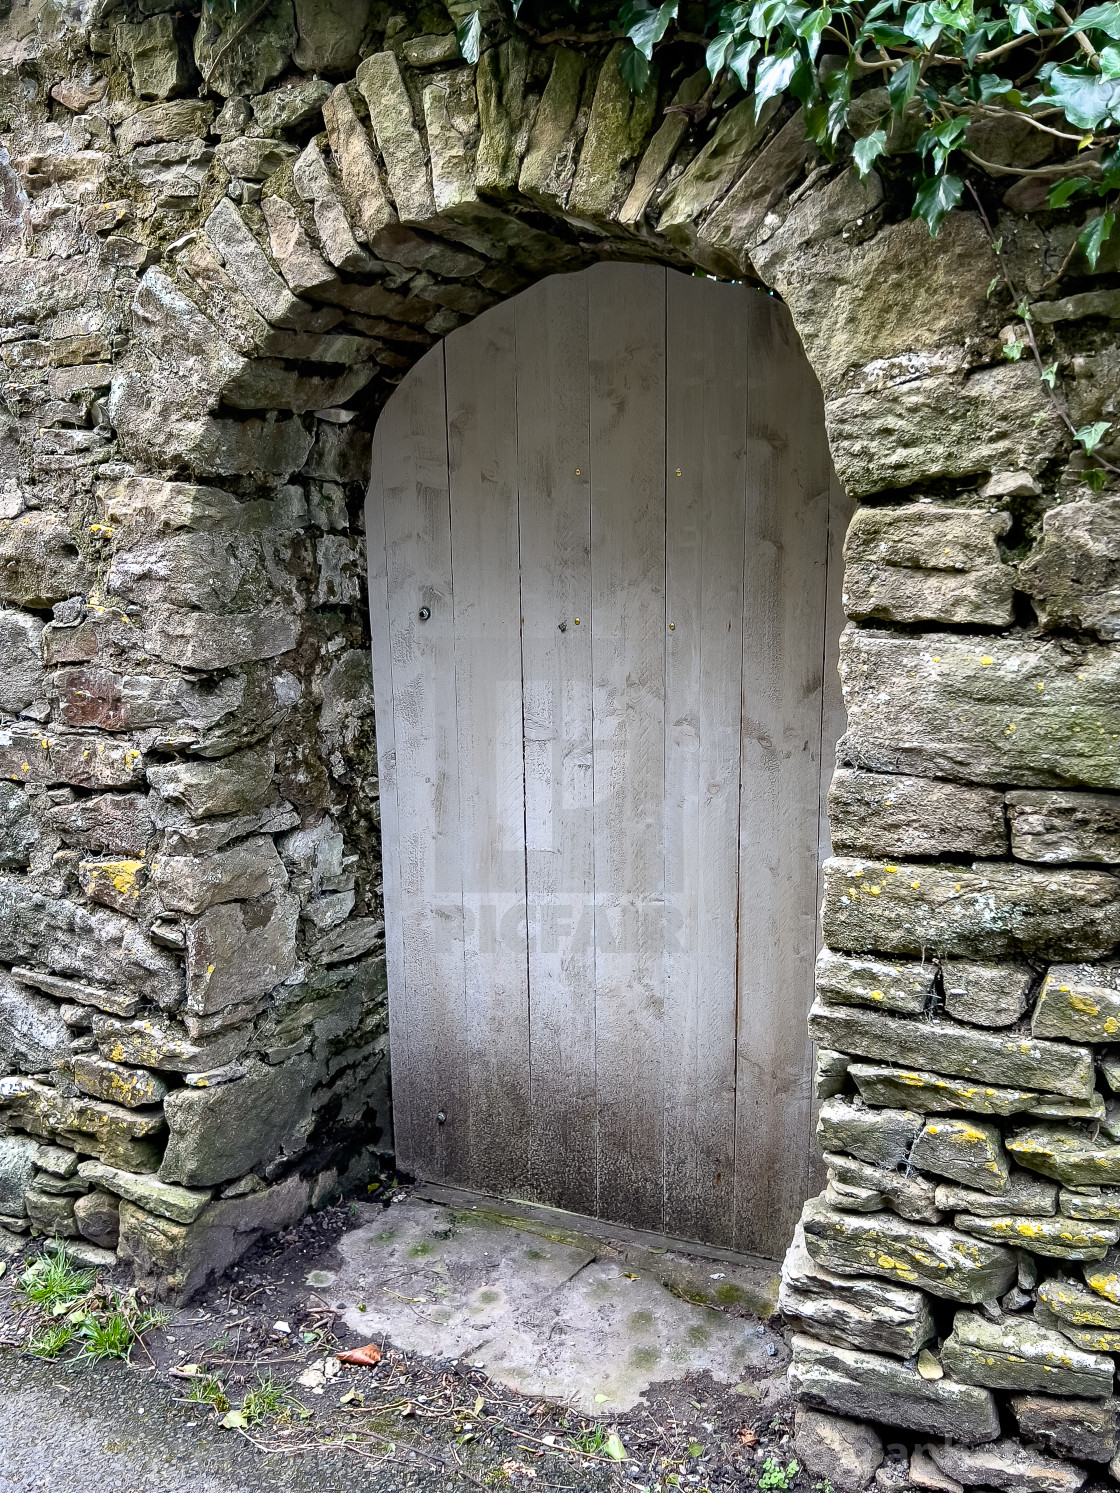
[338,1343,383,1366]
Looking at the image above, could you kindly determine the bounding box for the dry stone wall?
[2,0,1120,1479]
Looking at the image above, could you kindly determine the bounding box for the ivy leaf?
[796,5,830,59]
[1101,144,1120,188]
[904,3,943,48]
[853,128,888,178]
[1043,65,1120,130]
[618,41,651,91]
[729,36,761,86]
[624,0,678,59]
[1040,361,1058,388]
[1074,3,1120,39]
[976,72,1014,103]
[1075,420,1113,453]
[455,9,482,64]
[754,47,798,117]
[706,30,736,77]
[912,171,964,235]
[917,114,970,173]
[1047,175,1093,207]
[889,58,920,116]
[1079,211,1116,269]
[1002,338,1025,360]
[1102,44,1120,78]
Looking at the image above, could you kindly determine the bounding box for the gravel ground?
[0,1187,798,1493]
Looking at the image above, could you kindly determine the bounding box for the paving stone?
[842,504,1014,626]
[822,855,1120,961]
[147,749,275,818]
[817,1095,923,1170]
[849,1062,1043,1117]
[941,1310,1114,1396]
[72,1055,168,1110]
[942,962,1034,1028]
[809,1001,1095,1098]
[1032,964,1120,1044]
[1008,789,1120,865]
[954,1212,1119,1260]
[824,1152,942,1224]
[814,947,935,1016]
[935,1172,1058,1218]
[794,1406,883,1492]
[839,629,1120,792]
[911,1117,1011,1194]
[827,769,1007,859]
[77,1160,210,1225]
[928,1437,1086,1493]
[789,1333,1000,1445]
[1011,1394,1118,1463]
[1007,1123,1120,1187]
[800,1197,1017,1304]
[160,1056,314,1187]
[73,1188,119,1249]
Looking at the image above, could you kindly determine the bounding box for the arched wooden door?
[365,262,845,1258]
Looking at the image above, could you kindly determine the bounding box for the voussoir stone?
[942,1310,1114,1397]
[779,1222,935,1356]
[842,503,1014,627]
[794,1406,883,1492]
[809,1001,1095,1098]
[827,769,1007,859]
[800,1196,1017,1304]
[822,856,1120,961]
[790,1333,1000,1445]
[839,628,1120,790]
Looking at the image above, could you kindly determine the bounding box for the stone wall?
[2,0,1120,1479]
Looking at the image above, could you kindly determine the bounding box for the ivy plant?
[458,1,1120,258]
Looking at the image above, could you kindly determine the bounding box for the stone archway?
[3,0,1120,1477]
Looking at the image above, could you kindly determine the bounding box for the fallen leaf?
[340,1388,360,1405]
[221,1409,248,1430]
[322,1356,342,1379]
[605,1433,626,1462]
[169,1364,201,1379]
[337,1343,382,1367]
[737,1427,759,1446]
[473,1395,485,1416]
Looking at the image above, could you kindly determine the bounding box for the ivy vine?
[457,1,1120,261]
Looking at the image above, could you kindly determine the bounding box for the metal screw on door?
[419,606,431,621]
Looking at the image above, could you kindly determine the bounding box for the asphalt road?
[0,1351,451,1493]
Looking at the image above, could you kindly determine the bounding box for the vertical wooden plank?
[733,292,832,1257]
[588,261,667,1233]
[662,273,749,1247]
[368,345,469,1183]
[514,273,598,1214]
[365,426,408,1162]
[444,302,532,1198]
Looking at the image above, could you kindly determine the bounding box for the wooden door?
[366,262,846,1258]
